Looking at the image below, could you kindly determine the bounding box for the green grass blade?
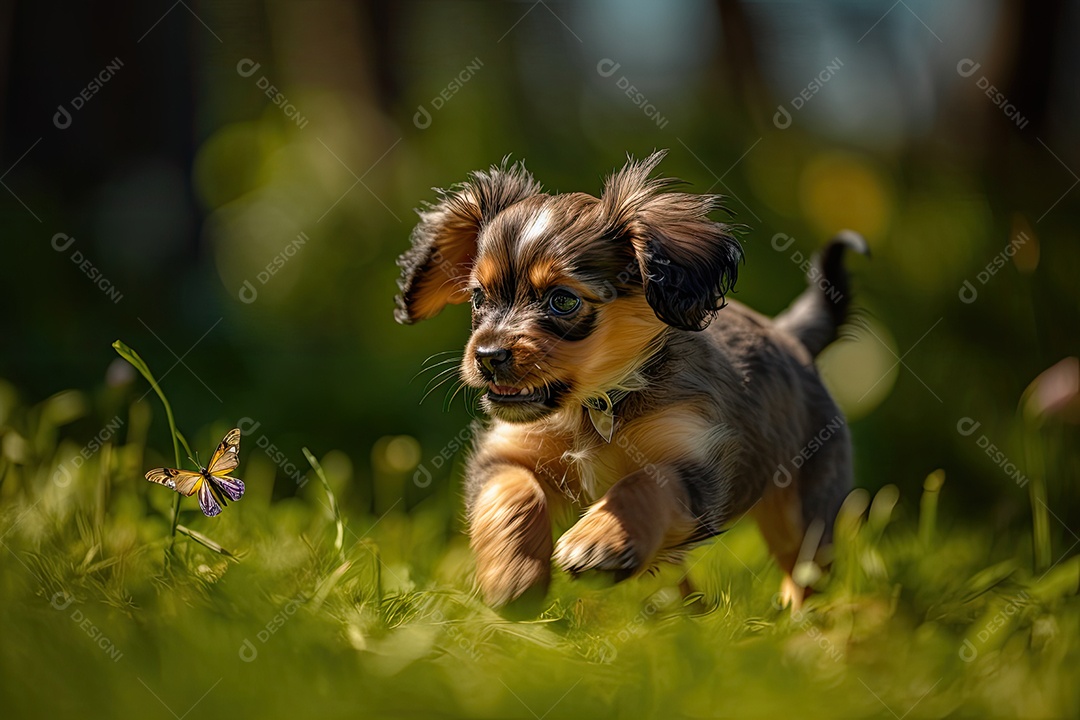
[919,469,944,546]
[112,340,195,554]
[175,524,241,561]
[1022,424,1051,572]
[303,447,345,561]
[111,340,193,464]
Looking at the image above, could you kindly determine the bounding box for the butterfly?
[145,428,245,517]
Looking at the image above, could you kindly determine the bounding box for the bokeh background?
[2,0,1078,567]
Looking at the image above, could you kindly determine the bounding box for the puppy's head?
[395,151,741,423]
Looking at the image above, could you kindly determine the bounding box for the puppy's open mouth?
[486,383,548,404]
[481,381,569,421]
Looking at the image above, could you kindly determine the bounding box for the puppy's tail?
[774,230,869,358]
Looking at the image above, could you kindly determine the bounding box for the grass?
[0,349,1077,719]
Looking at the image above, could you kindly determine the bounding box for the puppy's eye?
[547,289,581,316]
[471,288,486,308]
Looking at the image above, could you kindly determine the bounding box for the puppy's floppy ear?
[602,150,742,331]
[395,160,542,324]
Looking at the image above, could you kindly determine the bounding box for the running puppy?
[394,151,866,609]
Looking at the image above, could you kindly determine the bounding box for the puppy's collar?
[584,390,630,443]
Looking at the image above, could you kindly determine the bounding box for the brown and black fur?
[394,151,867,609]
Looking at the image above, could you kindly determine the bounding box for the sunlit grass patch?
[0,359,1076,719]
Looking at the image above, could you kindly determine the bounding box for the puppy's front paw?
[470,467,552,608]
[475,551,550,609]
[554,506,643,580]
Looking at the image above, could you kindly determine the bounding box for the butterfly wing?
[207,428,241,476]
[197,481,223,517]
[145,467,204,496]
[147,429,242,517]
[208,474,245,502]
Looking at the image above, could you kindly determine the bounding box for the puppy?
[394,151,866,609]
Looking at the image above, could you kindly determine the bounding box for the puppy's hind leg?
[756,427,853,610]
[797,422,852,561]
[752,480,807,610]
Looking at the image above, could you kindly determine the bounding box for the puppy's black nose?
[475,346,511,376]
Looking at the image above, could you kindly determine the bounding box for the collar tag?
[585,394,615,442]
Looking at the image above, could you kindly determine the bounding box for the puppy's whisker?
[423,366,462,392]
[424,356,462,366]
[466,389,483,420]
[420,382,454,406]
[441,381,464,413]
[419,359,462,378]
[446,379,473,412]
[421,374,460,404]
[421,349,460,365]
[412,357,462,383]
[446,380,467,409]
[419,355,462,371]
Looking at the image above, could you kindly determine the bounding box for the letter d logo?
[774,464,793,488]
[236,59,261,78]
[51,233,76,252]
[413,464,432,488]
[596,58,621,78]
[596,639,618,663]
[237,417,262,436]
[773,105,792,129]
[958,280,978,304]
[239,280,258,304]
[53,105,72,129]
[771,233,795,252]
[50,591,74,610]
[956,59,981,78]
[53,463,73,488]
[956,417,981,437]
[413,105,432,130]
[239,639,259,662]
